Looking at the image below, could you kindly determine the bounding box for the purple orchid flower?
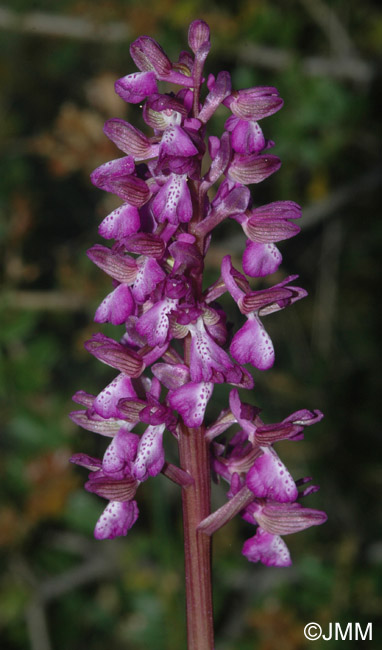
[71,20,326,647]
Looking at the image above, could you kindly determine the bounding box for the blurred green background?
[0,1,381,648]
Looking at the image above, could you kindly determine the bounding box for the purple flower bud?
[123,233,165,258]
[188,19,210,55]
[91,156,150,206]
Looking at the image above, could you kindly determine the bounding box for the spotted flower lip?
[225,116,265,155]
[221,256,306,370]
[98,203,141,240]
[242,528,291,567]
[246,447,298,503]
[188,317,242,383]
[92,373,137,419]
[115,71,158,104]
[168,381,214,428]
[152,173,192,224]
[94,500,139,540]
[242,240,283,277]
[71,19,326,568]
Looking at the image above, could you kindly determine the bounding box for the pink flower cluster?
[70,20,326,566]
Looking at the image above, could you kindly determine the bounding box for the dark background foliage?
[0,1,381,648]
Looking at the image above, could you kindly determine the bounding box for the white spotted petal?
[168,381,213,427]
[230,313,274,370]
[246,447,298,503]
[132,424,165,481]
[242,527,291,567]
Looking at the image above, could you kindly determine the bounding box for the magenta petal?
[189,318,237,383]
[130,35,172,76]
[115,71,158,104]
[94,284,135,325]
[87,245,137,284]
[159,125,198,159]
[93,373,137,419]
[198,70,231,123]
[98,203,140,240]
[132,424,165,481]
[91,156,135,189]
[85,333,144,377]
[246,448,298,502]
[255,502,328,535]
[242,528,291,567]
[132,257,166,303]
[168,382,213,427]
[136,298,178,345]
[102,429,139,474]
[224,86,283,121]
[227,153,281,185]
[242,241,282,277]
[230,315,274,370]
[152,174,192,224]
[103,119,159,160]
[151,363,190,389]
[94,500,139,540]
[231,120,265,155]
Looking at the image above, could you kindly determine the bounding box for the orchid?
[70,19,326,650]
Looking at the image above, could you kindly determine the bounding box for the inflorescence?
[70,20,326,567]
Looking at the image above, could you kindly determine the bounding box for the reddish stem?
[178,422,214,650]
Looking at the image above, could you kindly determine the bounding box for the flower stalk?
[70,18,327,648]
[179,422,214,650]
